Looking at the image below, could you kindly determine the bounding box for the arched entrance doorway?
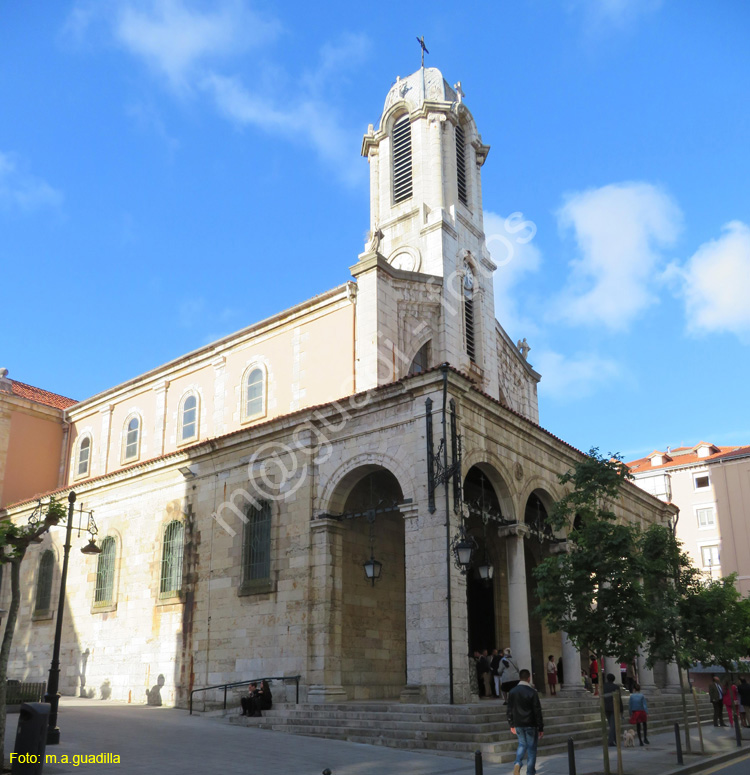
[335,467,406,700]
[462,465,512,657]
[524,490,558,692]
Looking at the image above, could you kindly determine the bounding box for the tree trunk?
[0,554,26,766]
[598,668,611,775]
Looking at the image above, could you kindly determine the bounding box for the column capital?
[497,523,529,540]
[311,516,345,534]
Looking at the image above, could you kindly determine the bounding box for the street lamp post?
[42,491,100,745]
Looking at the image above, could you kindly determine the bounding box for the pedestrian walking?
[628,683,649,745]
[737,678,750,727]
[546,655,558,696]
[708,675,726,727]
[603,673,623,746]
[723,680,739,728]
[498,648,521,704]
[507,668,544,775]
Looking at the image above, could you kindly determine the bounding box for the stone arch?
[518,482,564,692]
[319,452,414,517]
[460,450,518,521]
[324,462,407,700]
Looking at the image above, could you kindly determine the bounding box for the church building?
[2,67,674,707]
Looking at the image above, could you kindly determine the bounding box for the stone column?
[637,647,659,694]
[98,404,114,474]
[604,656,620,683]
[399,501,424,702]
[664,661,683,693]
[153,380,169,457]
[559,631,586,694]
[211,356,226,436]
[307,518,347,702]
[500,524,532,673]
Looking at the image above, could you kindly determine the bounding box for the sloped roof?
[627,444,740,473]
[6,379,78,410]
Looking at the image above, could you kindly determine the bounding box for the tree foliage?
[0,497,62,764]
[534,448,646,662]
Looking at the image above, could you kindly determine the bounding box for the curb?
[659,746,749,775]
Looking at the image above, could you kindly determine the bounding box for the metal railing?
[189,675,301,715]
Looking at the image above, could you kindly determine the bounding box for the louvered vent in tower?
[456,124,467,206]
[392,115,413,203]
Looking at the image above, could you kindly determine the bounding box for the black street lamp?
[37,491,101,745]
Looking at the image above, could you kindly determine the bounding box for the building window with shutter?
[463,264,477,363]
[240,501,272,595]
[392,115,413,204]
[94,537,116,607]
[35,550,55,615]
[160,521,184,598]
[456,124,468,206]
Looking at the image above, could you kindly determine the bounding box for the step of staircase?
[218,693,714,764]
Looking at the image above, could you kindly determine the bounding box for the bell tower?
[352,67,500,398]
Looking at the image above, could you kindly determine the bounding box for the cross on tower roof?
[416,35,429,68]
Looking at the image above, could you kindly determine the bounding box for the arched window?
[180,394,199,442]
[392,114,412,203]
[94,537,116,606]
[77,435,92,477]
[241,501,271,590]
[463,263,476,363]
[456,123,468,206]
[160,521,184,598]
[35,550,55,613]
[123,415,141,462]
[245,368,265,419]
[408,341,431,376]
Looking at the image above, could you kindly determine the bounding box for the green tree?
[0,496,63,764]
[681,575,750,670]
[640,522,703,751]
[534,449,645,775]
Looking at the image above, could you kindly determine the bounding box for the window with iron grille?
[160,521,184,598]
[181,394,198,441]
[35,550,54,613]
[456,124,468,206]
[77,436,92,477]
[94,537,116,605]
[242,501,271,586]
[463,267,476,363]
[392,115,413,203]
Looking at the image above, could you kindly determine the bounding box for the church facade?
[3,68,673,707]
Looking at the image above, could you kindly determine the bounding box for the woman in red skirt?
[628,683,649,745]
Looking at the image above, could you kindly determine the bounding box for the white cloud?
[485,210,542,339]
[114,0,277,91]
[64,1,367,183]
[0,153,63,212]
[534,349,623,401]
[675,221,750,339]
[554,181,682,331]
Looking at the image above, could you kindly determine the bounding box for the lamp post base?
[44,690,61,745]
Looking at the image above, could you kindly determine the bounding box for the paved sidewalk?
[4,697,749,774]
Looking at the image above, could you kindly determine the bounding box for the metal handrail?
[189,675,301,715]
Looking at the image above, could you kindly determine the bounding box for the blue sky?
[2,0,749,460]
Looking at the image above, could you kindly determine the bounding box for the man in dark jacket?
[507,669,544,775]
[603,673,623,745]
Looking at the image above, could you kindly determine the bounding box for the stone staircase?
[207,692,714,764]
